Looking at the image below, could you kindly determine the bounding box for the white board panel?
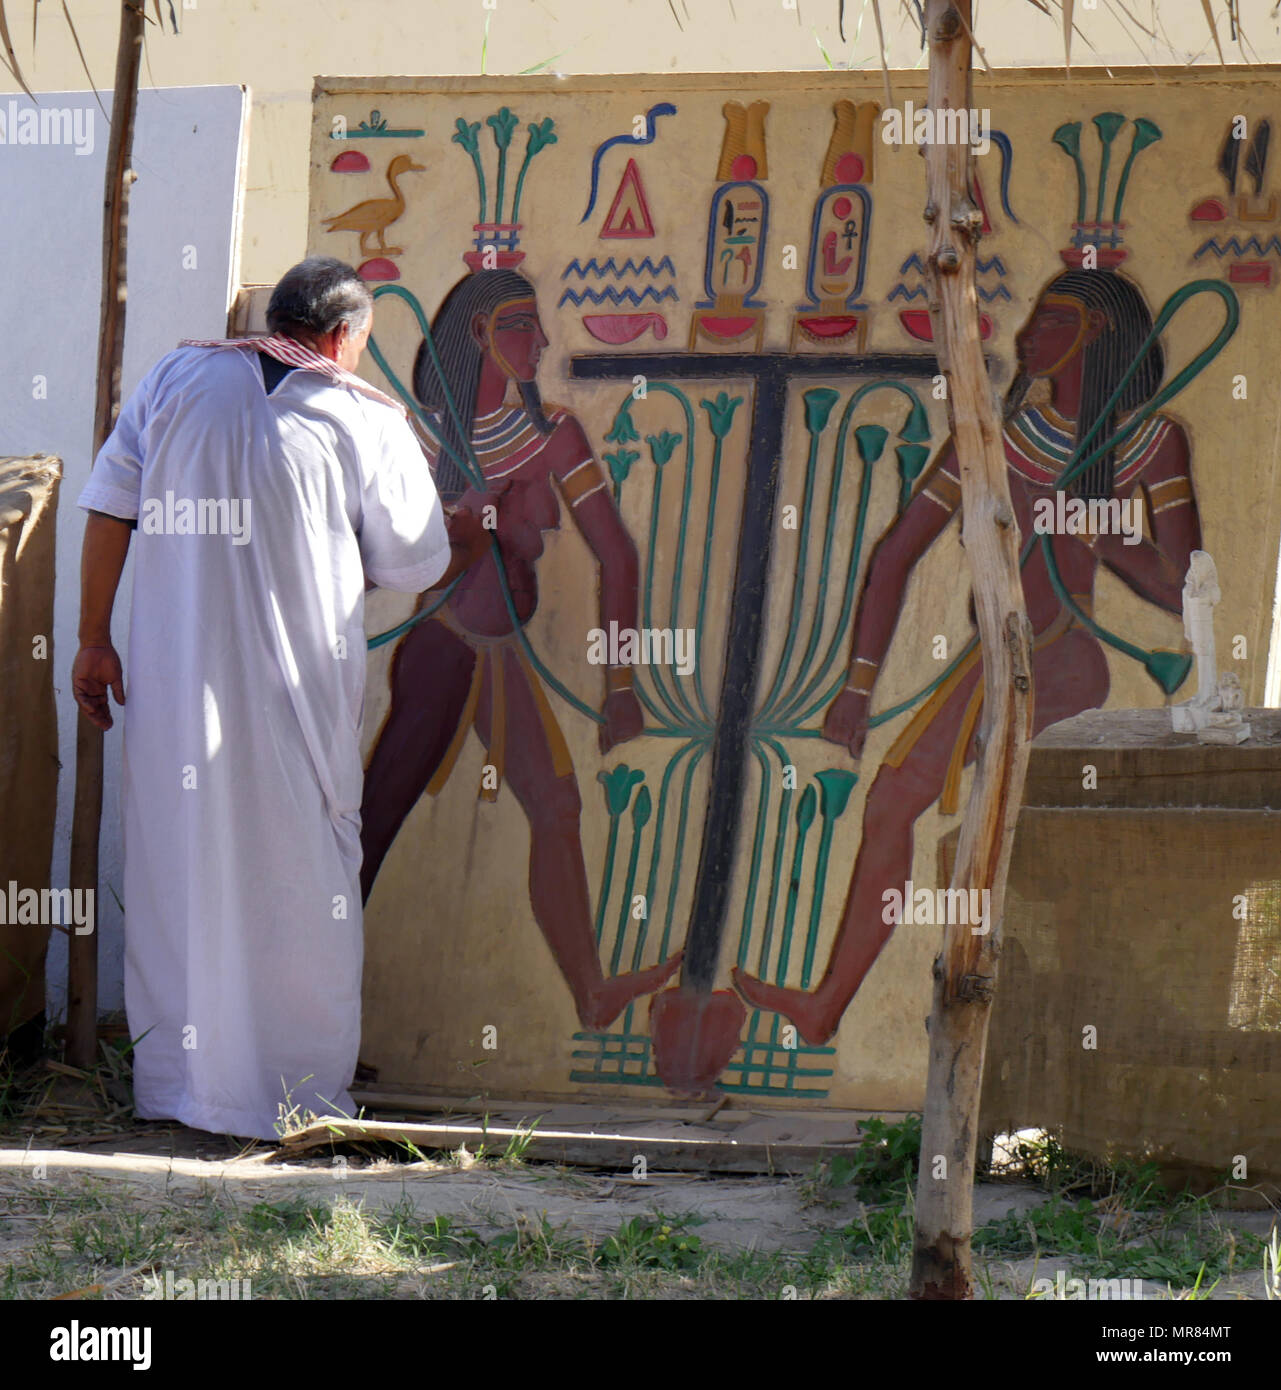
[0,84,248,1016]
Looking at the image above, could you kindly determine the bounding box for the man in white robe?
[73,257,484,1140]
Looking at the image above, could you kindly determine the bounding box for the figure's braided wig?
[1004,270,1164,501]
[412,270,552,502]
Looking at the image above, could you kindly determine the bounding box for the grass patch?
[3,1100,1275,1300]
[801,1113,921,1207]
[974,1188,1267,1292]
[0,1176,906,1300]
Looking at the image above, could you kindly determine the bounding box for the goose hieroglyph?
[323,153,425,258]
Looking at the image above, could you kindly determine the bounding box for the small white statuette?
[1199,672,1251,745]
[1170,552,1250,744]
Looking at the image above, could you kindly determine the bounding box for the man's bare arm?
[425,505,490,591]
[79,511,132,643]
[73,511,133,730]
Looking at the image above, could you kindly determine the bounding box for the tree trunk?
[909,0,1035,1300]
[66,0,146,1070]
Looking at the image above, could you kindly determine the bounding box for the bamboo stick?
[66,0,146,1070]
[908,0,1035,1300]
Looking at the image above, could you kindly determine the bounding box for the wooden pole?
[909,0,1035,1300]
[66,0,146,1070]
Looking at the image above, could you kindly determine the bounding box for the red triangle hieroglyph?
[600,157,656,239]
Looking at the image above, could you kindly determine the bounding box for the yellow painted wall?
[308,70,1281,1110]
[2,1,1277,286]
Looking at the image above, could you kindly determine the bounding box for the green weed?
[598,1215,706,1273]
[804,1113,921,1206]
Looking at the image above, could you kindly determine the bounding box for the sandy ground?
[2,1144,912,1251]
[3,1142,1276,1299]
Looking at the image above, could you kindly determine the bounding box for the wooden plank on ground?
[271,1119,860,1174]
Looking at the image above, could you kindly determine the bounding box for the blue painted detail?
[891,283,1005,303]
[579,102,678,224]
[799,184,873,311]
[989,129,1019,224]
[696,181,770,308]
[1194,235,1281,259]
[562,256,677,279]
[557,285,680,308]
[899,252,1006,278]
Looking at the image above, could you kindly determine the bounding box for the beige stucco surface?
[306,70,1281,1110]
[2,0,1274,286]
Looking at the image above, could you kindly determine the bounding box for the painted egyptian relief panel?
[306,73,1281,1109]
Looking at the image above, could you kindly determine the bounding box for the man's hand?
[73,644,126,731]
[426,500,497,591]
[77,512,132,715]
[599,688,644,754]
[823,687,870,760]
[447,503,492,567]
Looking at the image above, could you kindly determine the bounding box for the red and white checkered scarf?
[179,334,406,415]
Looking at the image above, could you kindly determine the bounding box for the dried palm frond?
[854,0,1239,73]
[0,0,186,117]
[0,0,34,97]
[62,1,106,116]
[1201,0,1226,65]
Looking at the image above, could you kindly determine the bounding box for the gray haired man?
[73,257,486,1140]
